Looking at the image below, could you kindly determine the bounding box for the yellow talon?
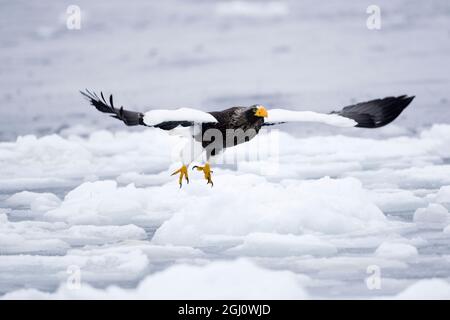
[192,163,213,187]
[171,164,189,188]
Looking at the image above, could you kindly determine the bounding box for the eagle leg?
[192,163,213,187]
[171,164,189,188]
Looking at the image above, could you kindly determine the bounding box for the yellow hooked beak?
[255,105,268,118]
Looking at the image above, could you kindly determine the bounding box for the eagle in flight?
[81,90,414,187]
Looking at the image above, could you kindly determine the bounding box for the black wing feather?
[332,95,414,128]
[80,89,145,126]
[81,90,199,129]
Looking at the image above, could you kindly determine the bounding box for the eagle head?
[252,104,268,118]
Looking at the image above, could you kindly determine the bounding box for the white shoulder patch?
[143,108,218,126]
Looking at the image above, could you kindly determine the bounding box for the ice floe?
[225,233,337,257]
[1,259,308,300]
[6,191,61,214]
[374,242,418,261]
[393,279,450,299]
[435,186,450,209]
[413,204,450,229]
[152,176,388,247]
[0,211,147,254]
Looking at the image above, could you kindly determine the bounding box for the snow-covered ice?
[392,279,450,300]
[414,204,450,229]
[374,242,418,261]
[6,191,61,214]
[1,0,450,299]
[435,186,450,209]
[2,124,450,298]
[151,176,389,247]
[225,233,337,257]
[1,259,308,300]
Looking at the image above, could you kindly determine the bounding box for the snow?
[392,279,450,300]
[44,180,193,225]
[143,108,218,126]
[413,204,450,228]
[6,191,61,214]
[0,212,147,254]
[0,246,150,286]
[225,233,337,257]
[152,176,387,247]
[374,242,418,261]
[443,225,450,234]
[2,125,450,298]
[0,130,172,193]
[1,123,450,298]
[369,189,426,213]
[435,186,450,208]
[1,259,308,300]
[45,181,151,225]
[0,230,70,256]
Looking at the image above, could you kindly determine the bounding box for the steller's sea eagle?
[81,90,414,187]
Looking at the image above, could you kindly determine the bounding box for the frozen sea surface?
[0,0,450,299]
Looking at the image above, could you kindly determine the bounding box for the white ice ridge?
[151,176,388,247]
[266,109,357,127]
[392,279,450,299]
[374,242,418,261]
[1,259,308,300]
[0,211,147,254]
[413,203,450,228]
[143,108,218,126]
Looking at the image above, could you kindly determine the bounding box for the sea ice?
[6,191,61,214]
[393,279,450,299]
[435,186,450,209]
[225,233,337,257]
[374,242,418,261]
[152,176,388,247]
[1,259,308,300]
[413,204,450,228]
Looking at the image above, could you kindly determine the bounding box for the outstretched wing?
[81,90,218,130]
[264,95,414,128]
[81,89,145,126]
